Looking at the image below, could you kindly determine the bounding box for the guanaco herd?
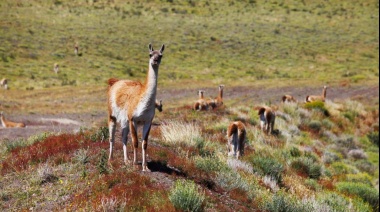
[1,43,329,172]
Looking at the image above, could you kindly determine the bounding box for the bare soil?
[1,84,378,141]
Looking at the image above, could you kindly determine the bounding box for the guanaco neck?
[0,115,6,127]
[219,86,224,99]
[322,86,327,98]
[143,62,159,106]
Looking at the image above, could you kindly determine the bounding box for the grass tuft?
[169,179,205,212]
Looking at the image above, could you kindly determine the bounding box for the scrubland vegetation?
[1,99,378,211]
[0,0,379,211]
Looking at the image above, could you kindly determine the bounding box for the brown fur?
[194,90,208,111]
[214,85,224,107]
[256,106,276,134]
[206,98,217,109]
[107,44,165,172]
[227,121,246,159]
[107,78,119,87]
[282,95,297,103]
[306,86,328,103]
[0,112,25,128]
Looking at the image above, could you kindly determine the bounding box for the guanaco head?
[149,43,165,67]
[198,90,205,99]
[156,100,163,112]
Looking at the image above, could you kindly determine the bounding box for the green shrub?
[290,157,322,179]
[265,190,313,212]
[88,126,109,142]
[322,119,334,130]
[304,179,321,191]
[169,180,205,212]
[250,156,284,183]
[367,131,379,147]
[3,132,51,152]
[317,191,353,212]
[354,160,376,175]
[97,149,109,175]
[329,161,356,175]
[304,101,330,116]
[336,182,379,211]
[215,169,250,192]
[345,173,373,186]
[194,156,226,173]
[289,146,302,157]
[308,120,322,131]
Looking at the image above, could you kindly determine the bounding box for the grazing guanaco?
[194,90,208,111]
[53,63,59,74]
[255,106,276,134]
[227,121,246,159]
[0,78,8,90]
[107,43,165,172]
[0,112,25,128]
[155,99,163,112]
[282,95,297,103]
[306,85,328,103]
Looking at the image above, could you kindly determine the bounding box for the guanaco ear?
[148,43,154,52]
[159,44,165,54]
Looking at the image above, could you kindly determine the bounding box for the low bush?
[367,131,379,147]
[336,182,379,211]
[249,156,284,183]
[215,169,251,192]
[344,173,373,186]
[290,157,322,179]
[329,161,357,175]
[264,190,313,212]
[169,180,205,212]
[304,101,330,116]
[308,120,322,131]
[317,191,354,212]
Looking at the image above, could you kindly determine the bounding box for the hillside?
[0,0,379,211]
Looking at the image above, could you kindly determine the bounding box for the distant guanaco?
[74,42,79,55]
[194,90,208,111]
[53,63,59,74]
[0,112,25,128]
[227,121,246,159]
[282,95,297,103]
[255,106,276,134]
[306,85,328,103]
[214,85,224,107]
[0,78,8,90]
